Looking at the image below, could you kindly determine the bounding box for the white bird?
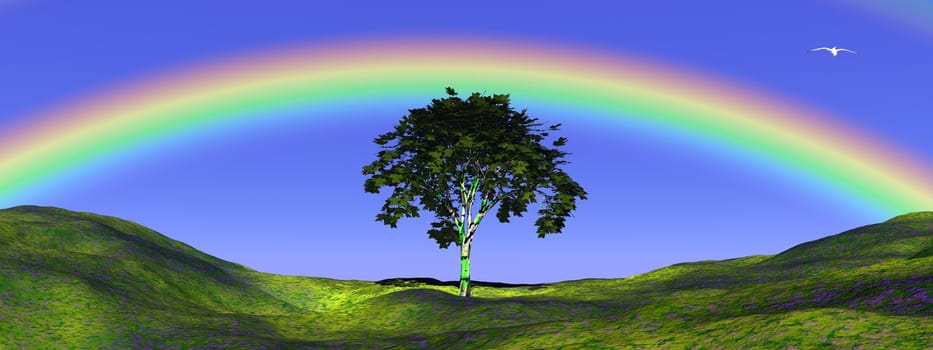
[810,46,856,56]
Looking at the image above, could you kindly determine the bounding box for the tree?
[362,87,587,297]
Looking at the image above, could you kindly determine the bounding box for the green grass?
[1,205,930,349]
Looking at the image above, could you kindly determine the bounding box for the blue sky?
[1,1,931,284]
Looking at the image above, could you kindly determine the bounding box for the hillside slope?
[0,205,929,349]
[763,211,933,269]
[598,211,932,292]
[0,205,311,348]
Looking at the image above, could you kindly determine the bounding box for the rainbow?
[1,36,932,216]
[831,0,933,38]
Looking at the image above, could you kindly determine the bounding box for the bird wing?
[839,48,857,54]
[811,47,830,51]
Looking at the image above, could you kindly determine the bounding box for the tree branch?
[419,183,459,227]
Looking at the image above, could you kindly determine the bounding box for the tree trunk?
[458,240,472,297]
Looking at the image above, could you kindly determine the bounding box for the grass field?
[1,205,930,349]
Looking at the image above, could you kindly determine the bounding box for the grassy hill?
[0,205,930,349]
